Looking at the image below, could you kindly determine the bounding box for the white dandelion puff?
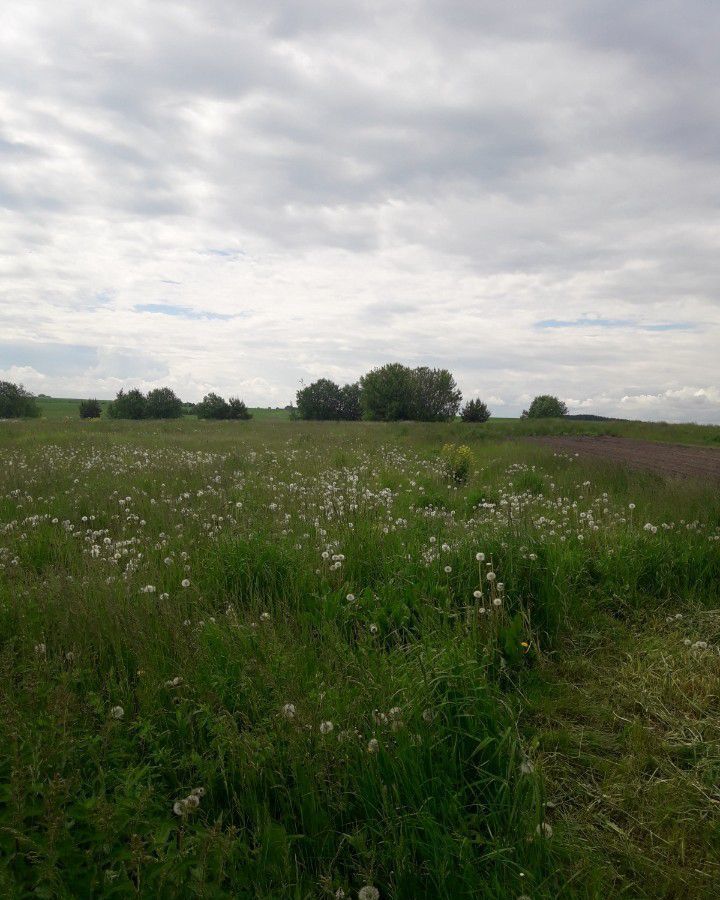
[358,887,379,900]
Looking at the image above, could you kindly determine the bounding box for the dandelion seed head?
[358,887,379,900]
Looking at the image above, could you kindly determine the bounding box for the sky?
[1,1,719,421]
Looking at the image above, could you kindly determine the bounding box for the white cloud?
[0,1,719,420]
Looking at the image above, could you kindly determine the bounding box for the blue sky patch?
[536,317,694,331]
[134,304,238,320]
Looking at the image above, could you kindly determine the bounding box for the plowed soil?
[533,435,720,481]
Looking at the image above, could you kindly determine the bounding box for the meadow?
[1,417,719,898]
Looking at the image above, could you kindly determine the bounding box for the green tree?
[146,387,183,419]
[526,395,568,418]
[196,393,231,420]
[409,367,462,421]
[0,381,41,418]
[360,363,415,420]
[79,399,102,419]
[360,364,462,421]
[107,389,148,420]
[461,398,491,422]
[296,379,345,420]
[227,397,252,420]
[340,382,362,421]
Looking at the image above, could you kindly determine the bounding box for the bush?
[296,380,361,420]
[460,398,491,423]
[526,395,568,418]
[227,397,252,420]
[360,363,462,421]
[360,363,415,420]
[146,387,183,419]
[296,379,344,420]
[79,399,102,419]
[107,389,148,420]
[196,393,252,420]
[0,381,41,418]
[340,382,362,421]
[440,443,474,483]
[196,393,231,419]
[409,367,462,421]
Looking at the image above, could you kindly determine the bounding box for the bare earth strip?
[532,435,720,480]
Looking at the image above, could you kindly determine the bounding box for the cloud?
[0,1,718,420]
[535,317,695,331]
[134,304,240,320]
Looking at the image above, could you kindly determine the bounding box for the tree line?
[104,389,252,420]
[295,364,489,422]
[1,377,571,422]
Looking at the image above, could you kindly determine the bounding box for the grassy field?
[35,398,291,421]
[33,397,720,444]
[1,418,719,898]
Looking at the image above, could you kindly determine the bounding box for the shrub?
[146,387,183,419]
[195,393,252,420]
[296,380,361,420]
[0,381,41,418]
[79,399,102,419]
[461,398,491,423]
[296,379,344,420]
[441,443,474,483]
[360,363,414,420]
[409,367,462,421]
[360,364,461,421]
[340,382,362,421]
[526,395,568,418]
[227,397,252,420]
[196,393,231,419]
[107,389,148,419]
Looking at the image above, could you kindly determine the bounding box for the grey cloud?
[0,1,718,419]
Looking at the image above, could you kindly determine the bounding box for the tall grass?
[0,419,718,897]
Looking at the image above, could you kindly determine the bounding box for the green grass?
[31,396,720,444]
[34,397,291,421]
[1,419,719,898]
[34,396,112,418]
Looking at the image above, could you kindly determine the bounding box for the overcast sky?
[1,1,719,420]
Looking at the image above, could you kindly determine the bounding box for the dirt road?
[533,435,720,481]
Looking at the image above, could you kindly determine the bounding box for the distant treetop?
[0,381,41,419]
[523,395,568,418]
